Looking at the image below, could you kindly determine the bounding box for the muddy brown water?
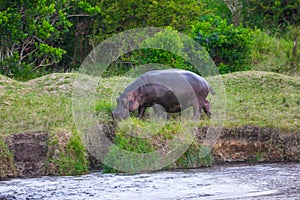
[0,163,299,200]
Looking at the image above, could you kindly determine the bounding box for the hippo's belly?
[158,99,193,113]
[163,103,181,113]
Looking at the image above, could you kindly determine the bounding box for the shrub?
[103,27,202,77]
[191,14,253,74]
[0,53,37,81]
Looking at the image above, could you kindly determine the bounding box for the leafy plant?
[175,142,213,168]
[191,14,253,74]
[131,27,196,72]
[103,129,156,173]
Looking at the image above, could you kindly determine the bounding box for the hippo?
[112,69,215,120]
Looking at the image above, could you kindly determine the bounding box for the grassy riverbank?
[0,70,299,177]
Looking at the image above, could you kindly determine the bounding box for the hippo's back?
[124,69,212,98]
[141,69,198,78]
[139,69,209,91]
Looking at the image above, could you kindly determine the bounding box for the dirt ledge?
[0,126,299,180]
[4,132,49,179]
[211,126,300,163]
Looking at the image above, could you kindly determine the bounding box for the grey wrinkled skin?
[112,69,215,121]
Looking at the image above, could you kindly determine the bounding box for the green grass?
[0,70,299,175]
[0,73,75,135]
[217,71,299,131]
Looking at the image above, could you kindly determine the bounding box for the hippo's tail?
[208,84,216,95]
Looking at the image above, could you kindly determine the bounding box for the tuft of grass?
[103,128,156,173]
[175,142,213,168]
[248,151,264,164]
[103,119,207,173]
[0,140,16,179]
[103,119,213,173]
[46,130,89,176]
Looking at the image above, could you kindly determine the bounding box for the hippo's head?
[112,91,140,120]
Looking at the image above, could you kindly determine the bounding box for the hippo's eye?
[121,99,127,105]
[116,97,120,102]
[129,101,134,107]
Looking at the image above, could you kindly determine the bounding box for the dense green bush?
[250,29,294,73]
[131,28,196,72]
[93,0,206,43]
[103,27,200,77]
[191,15,253,74]
[0,53,33,81]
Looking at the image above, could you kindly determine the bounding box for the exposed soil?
[0,125,299,180]
[4,132,49,178]
[211,126,300,163]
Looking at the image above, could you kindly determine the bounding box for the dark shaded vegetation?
[0,0,299,80]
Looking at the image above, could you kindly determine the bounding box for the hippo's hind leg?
[203,99,212,118]
[193,101,201,120]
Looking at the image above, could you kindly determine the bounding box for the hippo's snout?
[112,110,120,121]
[112,110,129,121]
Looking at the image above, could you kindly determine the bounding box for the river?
[0,163,299,200]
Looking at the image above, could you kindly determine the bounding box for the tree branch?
[67,14,91,18]
[19,36,35,63]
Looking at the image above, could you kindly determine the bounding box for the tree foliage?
[94,0,209,76]
[92,0,208,43]
[0,0,209,80]
[242,0,300,32]
[0,0,299,79]
[0,0,100,80]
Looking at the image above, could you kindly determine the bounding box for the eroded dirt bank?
[211,126,299,163]
[0,126,299,180]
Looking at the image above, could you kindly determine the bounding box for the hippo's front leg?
[152,104,168,119]
[138,106,147,119]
